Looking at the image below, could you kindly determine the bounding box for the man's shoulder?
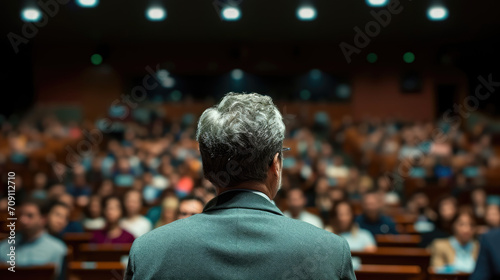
[279,214,345,245]
[483,228,500,243]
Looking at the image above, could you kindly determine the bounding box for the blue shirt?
[355,214,398,237]
[0,231,67,275]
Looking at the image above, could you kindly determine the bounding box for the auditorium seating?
[63,232,93,260]
[352,247,430,279]
[78,243,132,262]
[427,268,470,280]
[355,264,421,280]
[0,264,55,280]
[376,234,421,247]
[69,261,125,280]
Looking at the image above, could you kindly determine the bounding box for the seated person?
[46,200,71,239]
[477,203,500,234]
[66,174,91,208]
[429,208,479,273]
[0,199,67,277]
[91,195,135,243]
[155,196,179,228]
[284,187,324,228]
[419,196,457,247]
[177,195,204,220]
[82,195,106,230]
[57,193,84,234]
[355,190,398,236]
[326,200,376,252]
[120,190,152,238]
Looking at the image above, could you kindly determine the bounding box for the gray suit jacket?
[125,190,356,280]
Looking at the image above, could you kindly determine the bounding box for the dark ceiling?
[2,0,500,47]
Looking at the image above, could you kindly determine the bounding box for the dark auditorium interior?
[2,0,500,279]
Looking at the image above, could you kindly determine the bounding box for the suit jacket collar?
[203,190,284,216]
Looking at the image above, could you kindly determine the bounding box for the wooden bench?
[376,234,421,247]
[69,261,125,280]
[428,267,470,280]
[63,232,93,260]
[78,243,132,262]
[355,264,421,280]
[0,264,55,280]
[351,247,430,279]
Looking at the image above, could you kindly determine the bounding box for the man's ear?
[272,152,280,176]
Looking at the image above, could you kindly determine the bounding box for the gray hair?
[196,92,285,188]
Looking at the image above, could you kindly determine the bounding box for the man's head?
[46,201,70,235]
[177,196,204,220]
[361,190,383,220]
[286,187,306,216]
[196,93,285,199]
[19,199,49,239]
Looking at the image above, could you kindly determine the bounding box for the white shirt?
[83,217,106,230]
[284,210,324,228]
[221,189,273,203]
[120,215,153,238]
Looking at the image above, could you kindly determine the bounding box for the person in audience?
[56,193,84,234]
[31,172,49,200]
[478,203,500,234]
[177,195,204,220]
[375,175,400,205]
[326,200,377,252]
[66,174,92,208]
[471,188,488,219]
[46,200,71,239]
[419,195,458,247]
[355,190,398,236]
[0,199,67,277]
[97,179,115,197]
[284,187,324,228]
[155,196,179,228]
[120,189,152,238]
[429,208,479,273]
[470,227,500,280]
[82,194,106,230]
[91,195,135,243]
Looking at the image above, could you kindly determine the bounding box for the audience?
[284,187,324,228]
[419,196,458,247]
[90,195,135,243]
[326,200,376,252]
[177,195,204,220]
[429,208,479,273]
[120,190,152,238]
[355,191,398,236]
[155,196,180,228]
[1,109,500,277]
[46,201,71,239]
[0,200,67,277]
[82,194,106,230]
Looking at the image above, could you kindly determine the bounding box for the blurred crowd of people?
[1,107,500,276]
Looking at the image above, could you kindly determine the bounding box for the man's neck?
[218,181,273,200]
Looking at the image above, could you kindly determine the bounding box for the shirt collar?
[220,188,272,202]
